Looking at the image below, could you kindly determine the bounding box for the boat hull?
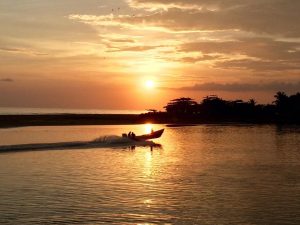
[131,129,164,141]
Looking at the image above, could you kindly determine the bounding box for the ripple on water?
[0,125,300,224]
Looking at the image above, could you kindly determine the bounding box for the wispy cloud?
[216,59,300,71]
[0,47,48,56]
[170,81,300,92]
[178,37,300,71]
[0,78,14,82]
[110,45,162,52]
[128,1,300,36]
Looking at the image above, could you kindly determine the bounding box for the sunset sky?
[0,0,299,110]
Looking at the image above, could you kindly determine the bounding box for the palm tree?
[274,91,288,107]
[273,91,289,117]
[248,99,256,106]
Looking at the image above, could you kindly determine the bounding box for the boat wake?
[0,135,161,153]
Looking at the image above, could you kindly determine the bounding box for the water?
[0,124,300,224]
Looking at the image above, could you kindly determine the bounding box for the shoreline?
[0,114,141,128]
[1,114,299,128]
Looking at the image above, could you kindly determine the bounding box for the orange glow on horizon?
[0,1,297,109]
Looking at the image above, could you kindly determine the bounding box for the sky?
[0,0,299,110]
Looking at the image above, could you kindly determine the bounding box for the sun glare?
[145,123,153,134]
[145,80,155,89]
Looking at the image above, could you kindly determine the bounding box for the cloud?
[111,45,162,52]
[174,81,300,92]
[0,78,14,82]
[178,54,221,63]
[178,37,300,71]
[216,59,300,71]
[68,14,171,33]
[179,38,300,60]
[68,2,300,74]
[124,1,300,37]
[130,0,283,10]
[108,38,136,43]
[68,12,299,72]
[0,47,48,56]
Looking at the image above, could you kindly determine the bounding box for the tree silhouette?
[141,91,300,124]
[164,97,197,114]
[199,95,228,118]
[248,99,256,106]
[146,109,158,113]
[274,92,288,109]
[273,91,300,122]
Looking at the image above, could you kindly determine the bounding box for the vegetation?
[1,91,299,128]
[139,91,300,124]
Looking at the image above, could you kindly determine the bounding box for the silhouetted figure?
[128,131,132,138]
[131,132,136,139]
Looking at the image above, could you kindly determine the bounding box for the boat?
[129,129,164,141]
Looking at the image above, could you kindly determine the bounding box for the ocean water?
[0,124,300,224]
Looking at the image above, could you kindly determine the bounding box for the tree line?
[139,91,300,124]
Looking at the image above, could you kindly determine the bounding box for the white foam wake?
[0,135,160,152]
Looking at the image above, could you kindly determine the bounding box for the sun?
[145,80,155,89]
[145,123,153,134]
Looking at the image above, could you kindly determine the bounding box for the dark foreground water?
[0,124,300,224]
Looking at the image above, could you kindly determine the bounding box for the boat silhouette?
[129,129,164,141]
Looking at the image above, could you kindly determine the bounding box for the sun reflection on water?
[143,151,154,179]
[145,151,152,162]
[143,199,153,208]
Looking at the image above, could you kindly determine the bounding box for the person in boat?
[131,132,136,139]
[128,131,132,137]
